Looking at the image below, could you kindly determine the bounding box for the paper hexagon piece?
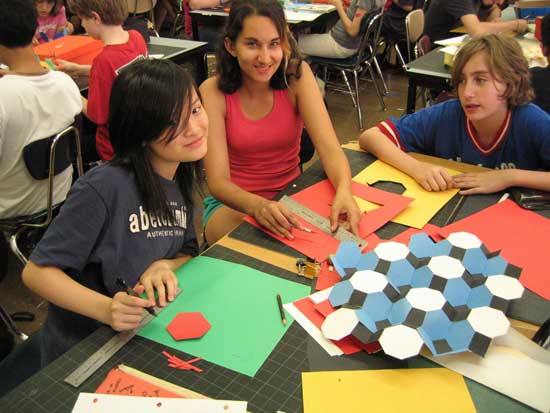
[167,312,211,341]
[316,231,524,359]
[379,325,424,360]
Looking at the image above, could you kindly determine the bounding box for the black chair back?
[356,10,385,71]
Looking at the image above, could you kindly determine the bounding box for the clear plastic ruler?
[279,195,366,249]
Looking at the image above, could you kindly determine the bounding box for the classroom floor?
[0,64,410,347]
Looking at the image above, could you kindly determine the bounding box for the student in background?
[531,13,550,114]
[298,0,383,58]
[0,0,82,220]
[34,0,74,44]
[22,59,207,366]
[359,34,550,194]
[59,0,147,162]
[424,0,527,43]
[200,0,361,245]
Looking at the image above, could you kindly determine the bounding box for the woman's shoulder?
[199,76,227,112]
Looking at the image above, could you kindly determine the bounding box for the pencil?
[115,277,157,317]
[276,294,286,325]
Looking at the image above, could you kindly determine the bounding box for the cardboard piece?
[422,328,550,413]
[440,199,550,300]
[33,35,103,65]
[353,160,460,229]
[302,368,476,413]
[138,256,310,377]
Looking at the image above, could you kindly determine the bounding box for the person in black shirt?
[531,14,550,114]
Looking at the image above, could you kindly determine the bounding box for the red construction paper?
[290,180,413,238]
[243,214,341,262]
[390,224,443,245]
[96,368,181,398]
[440,200,550,300]
[167,312,211,341]
[293,297,381,355]
[314,299,336,318]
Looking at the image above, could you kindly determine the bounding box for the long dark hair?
[216,0,302,94]
[109,59,204,224]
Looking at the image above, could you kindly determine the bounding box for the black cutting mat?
[0,245,311,413]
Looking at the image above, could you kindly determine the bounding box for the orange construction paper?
[291,180,413,239]
[96,368,182,398]
[33,35,103,65]
[440,200,550,300]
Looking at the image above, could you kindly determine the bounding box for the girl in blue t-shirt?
[359,34,550,195]
[22,59,208,365]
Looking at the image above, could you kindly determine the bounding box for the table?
[405,47,452,114]
[189,4,337,42]
[1,149,548,413]
[74,37,209,92]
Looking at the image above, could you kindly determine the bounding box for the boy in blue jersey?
[359,34,550,195]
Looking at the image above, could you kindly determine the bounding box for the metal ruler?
[64,289,181,388]
[280,195,367,249]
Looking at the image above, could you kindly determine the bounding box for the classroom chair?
[394,8,426,71]
[127,0,160,37]
[309,10,387,131]
[0,126,83,344]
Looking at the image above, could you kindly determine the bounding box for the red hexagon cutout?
[166,312,211,341]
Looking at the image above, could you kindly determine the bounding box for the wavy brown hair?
[451,34,533,107]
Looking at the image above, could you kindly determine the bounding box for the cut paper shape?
[73,393,247,413]
[302,368,476,413]
[353,160,460,229]
[440,199,550,300]
[243,214,340,262]
[391,224,443,245]
[290,179,414,238]
[162,351,203,373]
[96,368,182,398]
[422,328,550,413]
[167,312,211,341]
[311,233,524,359]
[138,256,310,377]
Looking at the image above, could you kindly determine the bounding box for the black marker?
[115,277,157,317]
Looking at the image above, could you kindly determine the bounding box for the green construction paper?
[138,256,310,377]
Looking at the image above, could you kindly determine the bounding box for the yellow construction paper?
[302,368,476,413]
[353,160,460,229]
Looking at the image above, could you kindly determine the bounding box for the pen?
[115,277,157,317]
[276,293,286,325]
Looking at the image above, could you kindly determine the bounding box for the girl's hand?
[32,37,39,45]
[410,161,455,191]
[453,170,510,195]
[109,286,150,331]
[138,260,178,307]
[330,187,361,235]
[252,199,301,240]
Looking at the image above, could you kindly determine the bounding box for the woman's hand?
[330,187,361,235]
[410,161,455,191]
[453,170,511,195]
[109,286,150,332]
[138,260,179,307]
[252,199,301,240]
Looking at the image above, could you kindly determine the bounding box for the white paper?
[434,35,468,46]
[72,393,247,413]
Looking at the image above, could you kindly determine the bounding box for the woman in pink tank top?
[200,0,361,245]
